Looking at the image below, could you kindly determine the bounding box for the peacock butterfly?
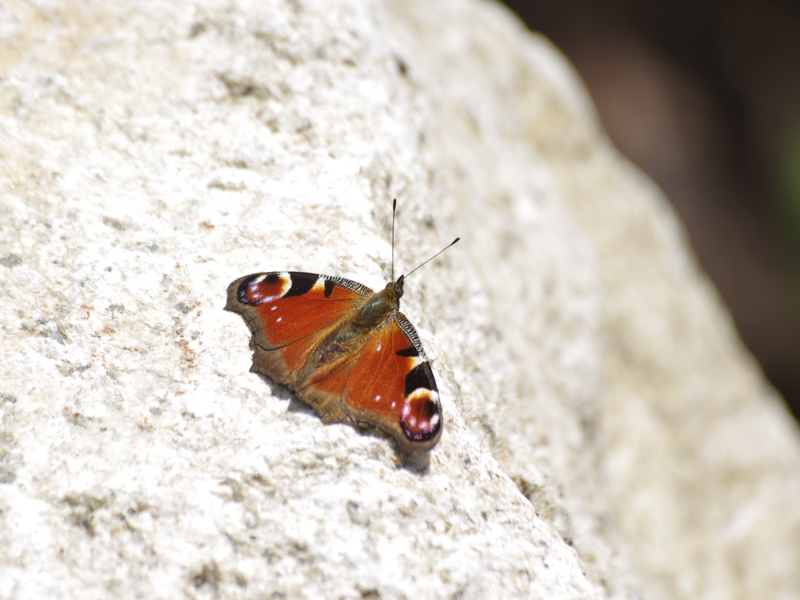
[225,201,458,453]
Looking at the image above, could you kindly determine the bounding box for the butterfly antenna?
[391,198,397,283]
[404,237,460,280]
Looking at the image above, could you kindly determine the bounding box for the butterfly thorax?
[356,277,404,326]
[307,278,404,377]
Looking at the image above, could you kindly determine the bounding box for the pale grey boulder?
[1,1,799,600]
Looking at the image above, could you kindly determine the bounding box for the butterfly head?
[390,275,405,300]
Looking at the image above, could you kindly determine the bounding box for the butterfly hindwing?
[337,312,442,453]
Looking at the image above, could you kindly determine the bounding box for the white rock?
[1,1,799,599]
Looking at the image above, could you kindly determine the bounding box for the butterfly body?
[225,271,442,453]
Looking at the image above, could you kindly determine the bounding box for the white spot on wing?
[376,342,382,351]
[311,277,326,293]
[374,395,381,402]
[406,388,438,404]
[276,317,282,322]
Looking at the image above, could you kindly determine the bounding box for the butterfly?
[225,201,458,453]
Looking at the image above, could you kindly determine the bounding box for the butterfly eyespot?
[400,389,441,442]
[238,273,290,305]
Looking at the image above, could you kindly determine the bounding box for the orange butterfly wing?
[339,313,442,453]
[225,272,371,422]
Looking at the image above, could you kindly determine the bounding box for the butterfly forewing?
[225,272,371,385]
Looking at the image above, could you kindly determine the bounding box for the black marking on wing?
[323,279,336,298]
[404,362,437,396]
[284,273,318,298]
[396,346,419,358]
[236,277,257,304]
[394,313,429,360]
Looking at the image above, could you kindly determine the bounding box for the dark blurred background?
[499,0,800,423]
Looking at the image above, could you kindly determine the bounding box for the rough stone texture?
[1,1,799,600]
